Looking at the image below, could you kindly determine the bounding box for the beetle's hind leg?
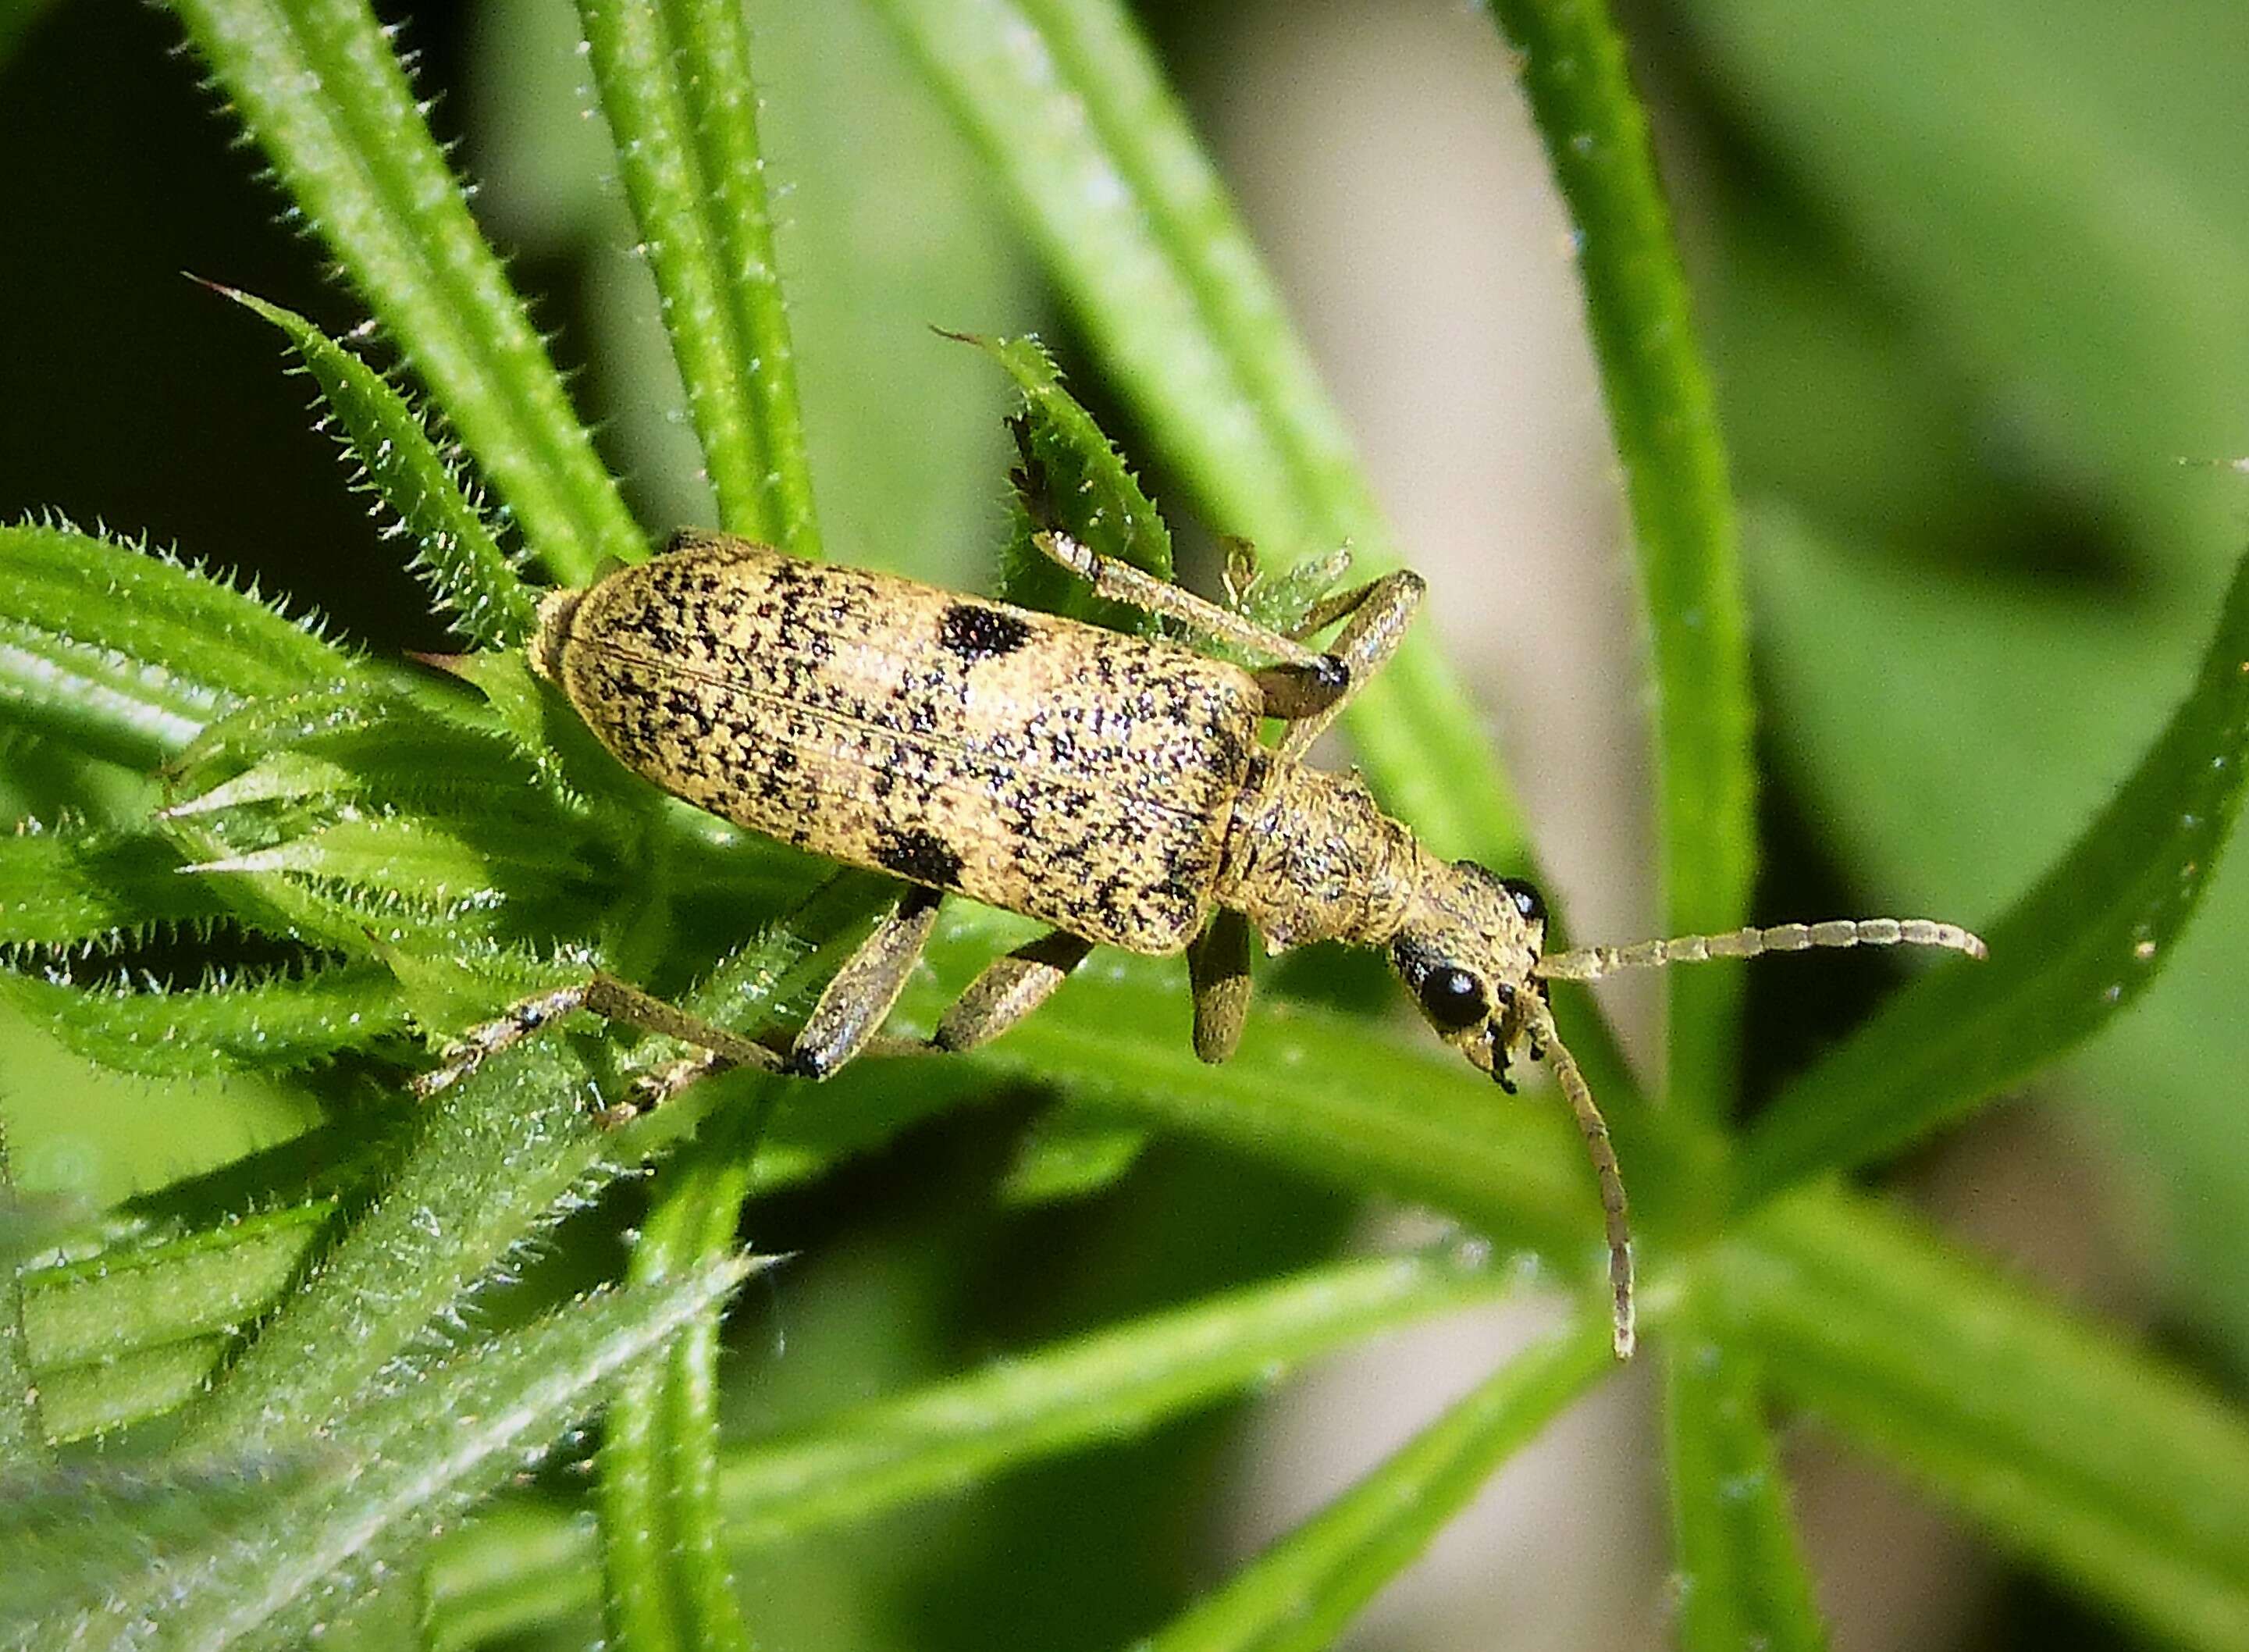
[412,888,948,1120]
[413,899,1100,1122]
[410,972,785,1122]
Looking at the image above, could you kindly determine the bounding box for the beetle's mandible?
[421,528,1987,1358]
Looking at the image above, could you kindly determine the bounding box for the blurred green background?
[2,0,2244,1647]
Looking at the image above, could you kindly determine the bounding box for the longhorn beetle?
[419,527,1985,1358]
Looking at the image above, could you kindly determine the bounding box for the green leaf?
[1664,1308,1828,1652]
[1140,1318,1612,1652]
[426,1245,1520,1641]
[0,1127,42,1467]
[1740,540,2249,1202]
[20,1200,333,1376]
[215,285,539,650]
[1727,1188,2249,1650]
[1475,0,1756,1120]
[955,330,1174,631]
[873,0,1523,866]
[173,0,643,583]
[573,0,820,554]
[34,1337,230,1445]
[12,1255,758,1650]
[0,967,408,1078]
[0,522,354,767]
[179,878,888,1451]
[0,827,229,949]
[998,1110,1149,1206]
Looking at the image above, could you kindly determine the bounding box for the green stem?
[575,0,821,553]
[175,0,642,581]
[1480,0,1756,1120]
[597,1102,766,1652]
[1664,1296,1827,1652]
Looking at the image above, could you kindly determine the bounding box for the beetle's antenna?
[1536,917,1985,984]
[1525,1001,1633,1359]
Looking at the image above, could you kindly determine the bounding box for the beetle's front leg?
[1274,570,1425,758]
[1031,530,1349,677]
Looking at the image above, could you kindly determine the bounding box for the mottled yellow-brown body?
[426,527,1987,1362]
[536,535,1262,952]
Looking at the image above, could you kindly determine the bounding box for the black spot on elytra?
[938,603,1031,661]
[875,827,964,889]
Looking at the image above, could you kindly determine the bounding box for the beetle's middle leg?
[909,928,1096,1055]
[1188,910,1254,1064]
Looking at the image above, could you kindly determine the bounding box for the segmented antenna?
[1536,917,1986,984]
[1525,999,1634,1360]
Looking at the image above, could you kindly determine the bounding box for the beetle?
[420,527,1985,1357]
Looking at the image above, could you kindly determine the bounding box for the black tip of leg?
[781,1047,831,1081]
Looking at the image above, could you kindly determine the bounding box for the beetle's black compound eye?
[1418,966,1489,1031]
[1498,876,1546,925]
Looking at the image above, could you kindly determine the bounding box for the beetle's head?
[1387,860,1634,1358]
[1388,861,1553,1093]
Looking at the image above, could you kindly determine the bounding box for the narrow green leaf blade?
[0,523,353,767]
[0,828,228,949]
[1726,1189,2249,1650]
[426,1246,1521,1642]
[18,1257,756,1651]
[575,0,820,553]
[1476,0,1755,1116]
[21,1201,333,1373]
[874,0,1522,865]
[1141,1319,1611,1652]
[217,285,537,649]
[2,967,408,1078]
[175,1036,608,1451]
[1664,1308,1828,1652]
[1740,543,2249,1201]
[34,1337,230,1445]
[174,0,642,582]
[0,1127,42,1466]
[959,331,1174,629]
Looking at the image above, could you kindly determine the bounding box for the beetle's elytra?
[428,527,1987,1358]
[540,536,1261,952]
